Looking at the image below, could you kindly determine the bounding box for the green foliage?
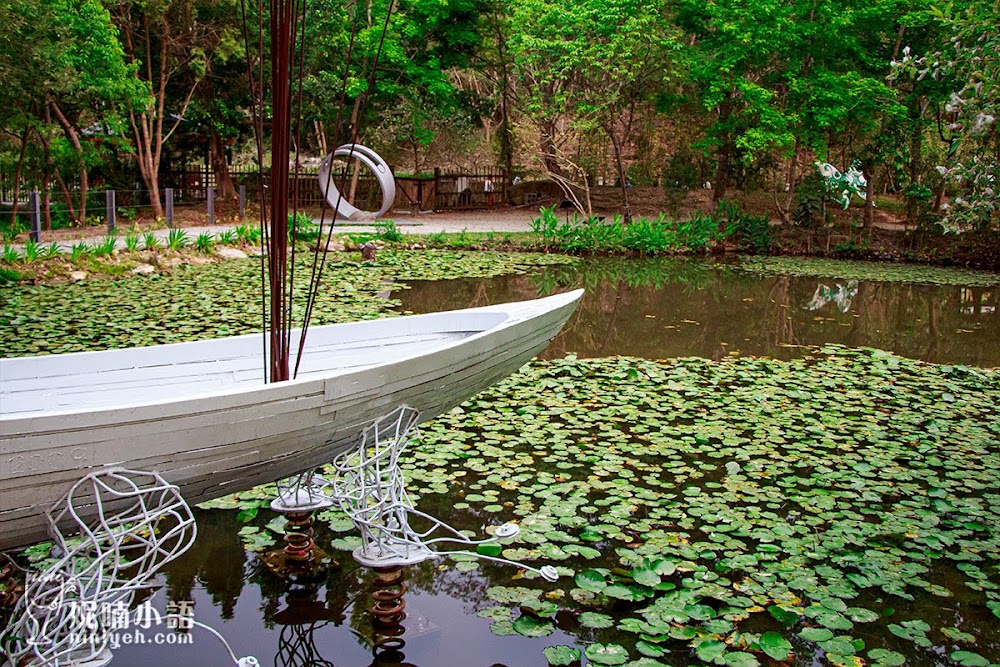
[124,232,141,252]
[2,245,20,263]
[1,221,25,245]
[288,211,318,242]
[234,224,262,246]
[70,242,90,261]
[167,229,190,250]
[216,229,237,245]
[0,266,22,283]
[142,232,160,251]
[375,220,404,242]
[21,238,40,262]
[91,236,117,256]
[531,205,725,254]
[195,232,215,254]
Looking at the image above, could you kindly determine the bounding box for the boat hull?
[0,290,582,550]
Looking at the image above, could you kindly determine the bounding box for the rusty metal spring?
[283,511,316,564]
[370,566,407,659]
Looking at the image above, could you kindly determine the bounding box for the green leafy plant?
[1,221,25,244]
[167,229,190,250]
[375,219,404,242]
[143,232,160,250]
[0,266,22,283]
[70,242,91,261]
[43,242,61,259]
[234,224,261,245]
[289,212,319,242]
[21,238,41,262]
[117,206,138,221]
[2,244,20,263]
[216,229,237,245]
[195,232,215,254]
[92,236,118,256]
[124,232,141,252]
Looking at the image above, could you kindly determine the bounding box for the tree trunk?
[50,102,88,224]
[713,95,734,203]
[906,113,923,224]
[775,144,800,224]
[210,133,235,199]
[540,121,561,177]
[608,130,632,223]
[10,128,28,223]
[863,164,875,228]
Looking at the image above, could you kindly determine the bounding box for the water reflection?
[396,257,1000,367]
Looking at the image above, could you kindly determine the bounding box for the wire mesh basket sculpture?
[330,406,558,580]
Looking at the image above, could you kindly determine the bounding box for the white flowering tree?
[893,1,999,231]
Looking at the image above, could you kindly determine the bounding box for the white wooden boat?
[0,289,583,550]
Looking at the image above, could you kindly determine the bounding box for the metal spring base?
[369,567,415,667]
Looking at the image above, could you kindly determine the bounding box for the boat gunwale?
[0,290,583,424]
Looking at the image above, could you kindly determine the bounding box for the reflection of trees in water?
[164,509,251,620]
[397,258,1000,366]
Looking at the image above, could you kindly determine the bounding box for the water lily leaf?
[585,643,630,666]
[799,627,835,642]
[477,606,513,622]
[513,614,554,637]
[951,651,990,667]
[768,605,800,626]
[636,640,664,657]
[867,649,906,667]
[632,568,661,587]
[579,612,615,629]
[758,631,792,660]
[723,652,760,667]
[695,639,728,662]
[490,620,516,636]
[575,569,607,593]
[477,543,503,557]
[522,599,559,618]
[543,645,581,666]
[328,535,361,551]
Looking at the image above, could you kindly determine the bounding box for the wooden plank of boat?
[0,289,583,550]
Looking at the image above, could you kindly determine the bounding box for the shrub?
[375,219,403,242]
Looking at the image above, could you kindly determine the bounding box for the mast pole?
[269,0,292,382]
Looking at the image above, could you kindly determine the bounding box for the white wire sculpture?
[1,468,258,667]
[330,406,559,581]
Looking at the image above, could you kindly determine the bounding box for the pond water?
[398,258,1000,367]
[101,257,999,667]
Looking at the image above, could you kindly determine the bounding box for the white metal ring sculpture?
[318,144,395,220]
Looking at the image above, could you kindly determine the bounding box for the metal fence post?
[239,185,246,217]
[165,188,174,228]
[207,186,215,225]
[106,190,116,235]
[29,191,40,242]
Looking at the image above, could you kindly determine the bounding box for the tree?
[110,0,234,218]
[0,0,142,225]
[894,0,999,231]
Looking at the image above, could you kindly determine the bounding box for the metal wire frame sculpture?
[1,468,257,667]
[330,406,559,581]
